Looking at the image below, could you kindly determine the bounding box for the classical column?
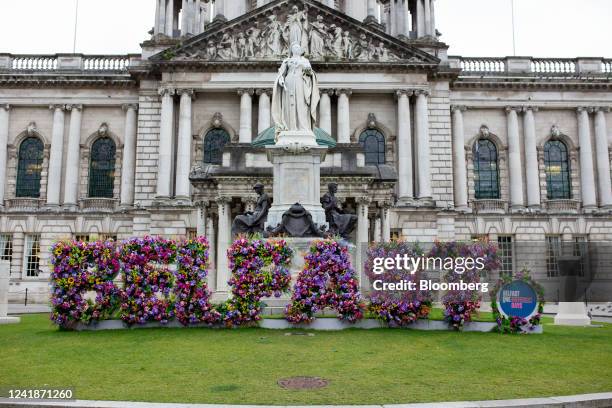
[577,107,597,210]
[215,196,232,294]
[424,0,432,36]
[356,196,371,290]
[196,201,207,236]
[323,0,334,8]
[451,105,468,211]
[416,0,425,38]
[523,107,540,208]
[381,203,391,242]
[214,0,226,21]
[165,0,175,36]
[396,0,406,37]
[389,0,396,36]
[366,0,377,20]
[396,90,413,202]
[120,104,138,207]
[319,89,332,135]
[156,0,166,35]
[257,89,271,134]
[506,107,524,209]
[0,105,9,208]
[336,89,351,144]
[374,216,382,242]
[206,216,216,290]
[175,89,194,201]
[238,89,253,143]
[156,88,175,199]
[430,0,436,37]
[594,108,612,208]
[47,105,66,206]
[63,105,83,208]
[415,90,432,199]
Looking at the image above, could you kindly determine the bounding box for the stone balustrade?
[0,54,138,72]
[80,198,118,212]
[4,198,43,211]
[449,56,612,76]
[544,199,581,215]
[472,199,507,214]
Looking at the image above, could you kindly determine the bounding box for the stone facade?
[0,0,610,303]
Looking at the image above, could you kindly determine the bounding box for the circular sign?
[496,280,538,319]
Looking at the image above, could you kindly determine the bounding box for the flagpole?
[511,0,516,56]
[72,0,79,53]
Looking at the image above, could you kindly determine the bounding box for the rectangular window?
[497,236,514,277]
[187,229,197,240]
[546,236,561,278]
[23,234,41,278]
[75,234,90,242]
[572,236,588,278]
[0,234,13,273]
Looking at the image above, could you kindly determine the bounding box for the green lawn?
[0,314,611,405]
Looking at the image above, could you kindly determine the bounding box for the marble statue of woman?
[272,43,320,133]
[284,5,309,54]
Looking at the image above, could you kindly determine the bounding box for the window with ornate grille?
[546,235,561,278]
[23,234,41,278]
[572,236,588,277]
[473,139,500,199]
[16,137,44,198]
[89,137,116,198]
[0,234,13,271]
[497,236,514,277]
[203,128,230,165]
[544,140,571,199]
[359,129,385,165]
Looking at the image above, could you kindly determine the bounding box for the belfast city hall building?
[0,0,611,303]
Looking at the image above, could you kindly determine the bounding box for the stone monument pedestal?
[265,130,328,229]
[554,302,591,326]
[0,261,19,325]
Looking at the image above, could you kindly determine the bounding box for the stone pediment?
[151,0,439,68]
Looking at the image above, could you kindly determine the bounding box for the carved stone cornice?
[452,78,612,92]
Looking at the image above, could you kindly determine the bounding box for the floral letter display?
[364,241,432,327]
[224,237,293,326]
[50,240,121,329]
[429,241,500,330]
[285,239,365,324]
[119,237,178,325]
[174,237,220,326]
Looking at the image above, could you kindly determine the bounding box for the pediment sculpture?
[170,2,420,64]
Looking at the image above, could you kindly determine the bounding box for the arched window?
[473,139,500,199]
[89,137,116,198]
[359,129,385,165]
[544,140,571,199]
[203,128,230,165]
[16,137,44,198]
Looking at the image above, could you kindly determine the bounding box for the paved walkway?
[1,392,611,408]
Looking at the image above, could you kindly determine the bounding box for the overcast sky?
[0,0,610,57]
